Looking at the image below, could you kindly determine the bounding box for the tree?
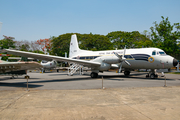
[150,16,180,56]
[78,34,113,51]
[35,38,52,52]
[0,36,15,49]
[15,40,30,51]
[106,31,152,49]
[51,33,73,57]
[19,44,30,51]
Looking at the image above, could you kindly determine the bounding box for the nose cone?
[173,58,178,67]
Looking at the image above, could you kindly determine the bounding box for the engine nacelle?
[99,62,111,71]
[102,56,120,64]
[92,56,114,71]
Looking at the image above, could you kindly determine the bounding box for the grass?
[167,72,180,74]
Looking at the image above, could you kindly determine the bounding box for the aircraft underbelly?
[123,60,156,69]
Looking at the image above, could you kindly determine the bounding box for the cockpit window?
[42,60,48,63]
[152,51,156,55]
[159,51,166,55]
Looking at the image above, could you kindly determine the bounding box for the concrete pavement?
[0,71,180,120]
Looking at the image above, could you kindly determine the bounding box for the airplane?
[8,56,58,73]
[40,60,58,72]
[3,34,178,79]
[0,59,43,79]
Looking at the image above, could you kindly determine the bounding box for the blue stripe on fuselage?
[72,54,150,61]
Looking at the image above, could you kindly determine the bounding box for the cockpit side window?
[42,60,48,63]
[152,51,156,55]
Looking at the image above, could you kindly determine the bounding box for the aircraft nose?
[173,58,178,67]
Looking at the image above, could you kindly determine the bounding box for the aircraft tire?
[150,73,155,79]
[90,72,98,78]
[24,76,30,79]
[124,71,130,76]
[146,74,149,78]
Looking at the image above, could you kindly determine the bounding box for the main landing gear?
[24,75,30,79]
[124,71,130,76]
[90,72,98,78]
[146,69,158,79]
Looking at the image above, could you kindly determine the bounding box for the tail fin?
[69,34,80,58]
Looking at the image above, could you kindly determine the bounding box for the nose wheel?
[146,73,158,79]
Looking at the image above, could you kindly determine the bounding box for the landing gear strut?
[90,72,98,78]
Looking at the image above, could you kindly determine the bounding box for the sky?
[0,0,180,41]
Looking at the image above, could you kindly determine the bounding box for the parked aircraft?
[8,56,57,73]
[4,34,178,79]
[0,59,43,78]
[41,60,57,72]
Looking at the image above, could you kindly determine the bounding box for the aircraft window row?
[124,55,133,59]
[73,56,99,60]
[72,55,133,59]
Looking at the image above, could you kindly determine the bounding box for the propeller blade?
[119,63,123,73]
[124,60,131,66]
[114,45,131,74]
[123,45,126,57]
[113,52,122,59]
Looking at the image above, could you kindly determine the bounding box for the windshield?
[159,51,166,55]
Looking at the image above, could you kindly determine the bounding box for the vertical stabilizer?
[69,34,80,58]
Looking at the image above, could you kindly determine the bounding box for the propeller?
[113,46,131,73]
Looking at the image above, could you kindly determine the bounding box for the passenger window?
[152,51,156,55]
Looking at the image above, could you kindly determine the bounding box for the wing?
[0,61,43,73]
[4,49,101,67]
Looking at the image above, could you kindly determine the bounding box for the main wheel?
[124,71,130,76]
[150,73,155,79]
[24,76,30,79]
[146,74,149,78]
[90,72,98,78]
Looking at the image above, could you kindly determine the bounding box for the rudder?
[69,34,80,58]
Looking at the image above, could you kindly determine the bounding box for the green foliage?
[32,50,44,54]
[0,39,15,49]
[19,44,30,51]
[50,33,73,57]
[78,34,113,51]
[150,16,180,55]
[1,56,8,61]
[106,31,152,49]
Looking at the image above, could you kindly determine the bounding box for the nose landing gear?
[146,69,158,79]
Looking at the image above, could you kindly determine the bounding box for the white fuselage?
[70,48,175,70]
